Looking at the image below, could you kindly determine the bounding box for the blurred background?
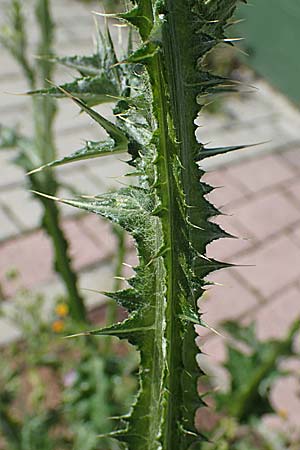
[0,1,300,449]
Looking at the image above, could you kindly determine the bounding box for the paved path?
[1,0,300,428]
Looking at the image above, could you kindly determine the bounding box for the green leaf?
[27,75,120,106]
[28,138,127,173]
[54,55,105,76]
[216,319,300,422]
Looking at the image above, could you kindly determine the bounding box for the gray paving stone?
[1,188,43,231]
[58,167,105,196]
[86,156,135,190]
[0,151,24,188]
[0,207,19,241]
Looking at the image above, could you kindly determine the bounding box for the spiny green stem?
[148,54,183,448]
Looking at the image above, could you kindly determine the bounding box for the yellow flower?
[52,320,65,333]
[55,303,69,318]
[277,409,288,420]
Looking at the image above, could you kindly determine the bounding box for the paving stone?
[0,216,113,299]
[207,230,254,263]
[62,219,109,271]
[282,147,300,170]
[0,105,33,137]
[0,157,24,187]
[206,212,255,261]
[199,121,288,171]
[79,263,114,310]
[234,235,300,299]
[55,126,105,161]
[0,231,53,298]
[0,77,28,112]
[291,224,300,248]
[58,168,104,196]
[0,54,20,80]
[222,91,278,124]
[201,270,259,330]
[254,286,300,340]
[234,190,300,240]
[87,157,134,190]
[227,154,295,193]
[0,207,19,241]
[198,335,227,365]
[79,214,116,254]
[285,178,300,204]
[1,189,43,231]
[270,376,300,428]
[202,169,249,207]
[53,100,113,137]
[122,247,139,280]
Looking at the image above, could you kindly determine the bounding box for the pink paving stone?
[202,169,248,208]
[0,230,53,297]
[122,248,139,279]
[270,376,300,428]
[233,235,300,299]
[291,223,300,247]
[62,219,110,271]
[78,214,116,253]
[285,178,300,204]
[198,335,227,364]
[0,208,19,241]
[199,270,259,330]
[0,217,113,298]
[207,215,255,261]
[227,153,295,193]
[253,286,300,340]
[282,146,300,170]
[234,190,300,240]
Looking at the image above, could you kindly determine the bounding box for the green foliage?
[215,319,300,423]
[202,320,300,450]
[0,0,86,322]
[27,1,255,449]
[0,292,137,450]
[202,417,300,450]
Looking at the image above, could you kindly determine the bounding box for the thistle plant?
[29,1,249,448]
[0,0,86,322]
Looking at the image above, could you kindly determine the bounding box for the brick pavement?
[1,0,300,428]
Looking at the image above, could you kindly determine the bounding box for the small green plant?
[27,0,257,449]
[0,0,86,322]
[215,319,300,423]
[0,290,137,450]
[202,319,300,450]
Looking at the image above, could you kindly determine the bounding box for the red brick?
[254,286,300,340]
[234,235,300,298]
[227,154,294,193]
[235,191,300,240]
